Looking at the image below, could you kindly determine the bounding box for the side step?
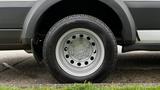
[123,42,160,52]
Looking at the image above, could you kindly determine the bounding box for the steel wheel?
[43,15,117,83]
[56,28,105,77]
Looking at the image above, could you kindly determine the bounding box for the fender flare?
[22,0,136,45]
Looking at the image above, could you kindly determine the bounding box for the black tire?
[43,14,117,83]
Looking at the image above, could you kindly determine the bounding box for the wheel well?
[33,0,123,60]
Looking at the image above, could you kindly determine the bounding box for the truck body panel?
[125,0,160,30]
[0,0,159,50]
[22,0,136,46]
[0,0,35,48]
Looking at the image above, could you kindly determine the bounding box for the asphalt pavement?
[0,50,160,85]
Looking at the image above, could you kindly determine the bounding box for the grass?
[0,83,160,90]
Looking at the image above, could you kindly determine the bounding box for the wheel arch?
[22,0,136,46]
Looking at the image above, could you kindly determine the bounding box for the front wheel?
[43,15,117,83]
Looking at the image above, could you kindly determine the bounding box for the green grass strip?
[0,83,160,90]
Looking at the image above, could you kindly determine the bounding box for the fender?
[22,0,136,46]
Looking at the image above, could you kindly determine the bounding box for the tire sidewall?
[43,15,117,83]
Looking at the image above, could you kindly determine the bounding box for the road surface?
[0,50,160,85]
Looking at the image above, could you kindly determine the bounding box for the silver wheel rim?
[56,28,105,77]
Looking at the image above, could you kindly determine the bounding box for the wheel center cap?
[68,38,92,61]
